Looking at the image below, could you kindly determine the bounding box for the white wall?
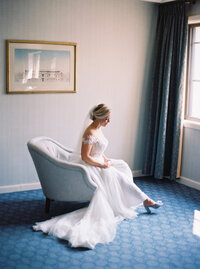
[0,0,157,190]
[187,1,200,16]
[181,126,200,183]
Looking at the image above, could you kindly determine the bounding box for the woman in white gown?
[33,104,162,249]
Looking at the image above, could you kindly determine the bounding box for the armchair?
[27,136,96,213]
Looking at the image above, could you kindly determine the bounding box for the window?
[185,24,200,122]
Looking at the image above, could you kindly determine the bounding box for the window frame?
[185,23,200,123]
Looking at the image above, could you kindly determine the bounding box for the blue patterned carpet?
[0,177,200,269]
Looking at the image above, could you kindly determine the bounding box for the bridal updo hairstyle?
[90,104,110,121]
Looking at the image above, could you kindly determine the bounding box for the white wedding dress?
[33,134,148,249]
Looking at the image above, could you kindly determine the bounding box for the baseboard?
[132,172,200,191]
[132,170,149,177]
[178,176,200,191]
[0,182,41,194]
[2,175,198,194]
[0,172,147,194]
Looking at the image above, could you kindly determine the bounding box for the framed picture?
[6,40,77,94]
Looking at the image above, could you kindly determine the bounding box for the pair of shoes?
[145,201,163,214]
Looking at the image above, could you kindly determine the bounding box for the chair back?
[27,136,95,202]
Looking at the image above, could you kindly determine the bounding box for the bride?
[33,104,162,249]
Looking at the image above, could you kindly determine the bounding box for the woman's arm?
[102,154,108,162]
[81,142,110,168]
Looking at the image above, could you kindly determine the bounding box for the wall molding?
[178,176,200,191]
[132,170,149,177]
[0,182,41,194]
[132,172,200,191]
[1,175,199,194]
[0,171,145,194]
[183,120,200,131]
[188,15,200,24]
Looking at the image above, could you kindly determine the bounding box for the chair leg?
[45,198,50,213]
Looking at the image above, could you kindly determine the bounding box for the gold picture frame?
[6,40,77,94]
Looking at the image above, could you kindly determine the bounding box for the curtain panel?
[143,1,188,180]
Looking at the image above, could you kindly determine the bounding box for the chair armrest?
[28,144,96,190]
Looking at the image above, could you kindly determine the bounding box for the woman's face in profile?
[100,113,111,127]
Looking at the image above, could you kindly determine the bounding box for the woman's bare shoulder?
[82,127,97,145]
[82,126,95,139]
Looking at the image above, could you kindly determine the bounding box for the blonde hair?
[90,104,110,120]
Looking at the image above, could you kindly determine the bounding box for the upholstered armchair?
[27,136,96,212]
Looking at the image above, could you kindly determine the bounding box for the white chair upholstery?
[27,136,96,212]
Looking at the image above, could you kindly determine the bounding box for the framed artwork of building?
[6,40,77,94]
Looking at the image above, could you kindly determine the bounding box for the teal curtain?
[143,1,188,180]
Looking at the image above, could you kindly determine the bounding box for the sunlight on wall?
[193,210,200,237]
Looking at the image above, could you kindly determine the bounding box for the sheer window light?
[186,24,200,121]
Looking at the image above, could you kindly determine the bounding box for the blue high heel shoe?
[145,201,163,214]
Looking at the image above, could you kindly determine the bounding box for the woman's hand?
[102,160,113,168]
[103,155,113,168]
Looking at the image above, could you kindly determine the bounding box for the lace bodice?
[82,135,108,158]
